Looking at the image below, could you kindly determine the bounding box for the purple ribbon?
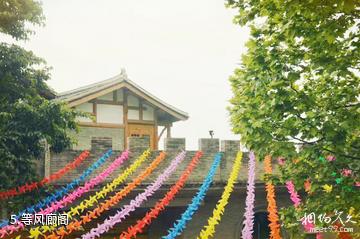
[241,151,256,239]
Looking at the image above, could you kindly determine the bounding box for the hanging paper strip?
[286,160,352,239]
[4,151,130,238]
[0,150,90,201]
[285,181,301,208]
[285,180,308,230]
[45,150,165,239]
[81,151,187,239]
[0,149,112,231]
[335,222,353,239]
[162,153,222,239]
[42,151,129,215]
[286,180,325,239]
[241,151,256,239]
[197,151,242,239]
[119,151,203,239]
[264,155,282,239]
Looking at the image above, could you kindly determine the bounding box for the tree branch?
[334,102,360,109]
[290,136,324,145]
[322,148,360,160]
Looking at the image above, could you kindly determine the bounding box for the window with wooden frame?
[127,94,140,120]
[96,104,123,124]
[75,102,94,122]
[142,103,154,121]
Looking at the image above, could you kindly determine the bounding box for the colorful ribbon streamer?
[285,180,322,239]
[197,151,242,239]
[336,222,353,239]
[285,181,301,208]
[44,150,164,239]
[241,151,256,239]
[162,153,222,239]
[264,155,282,239]
[119,151,203,239]
[0,151,90,201]
[81,151,187,239]
[43,151,129,215]
[15,150,131,239]
[0,150,112,232]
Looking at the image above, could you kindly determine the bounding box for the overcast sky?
[2,0,249,150]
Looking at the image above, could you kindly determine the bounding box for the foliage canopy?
[227,0,359,236]
[0,0,44,40]
[0,0,82,212]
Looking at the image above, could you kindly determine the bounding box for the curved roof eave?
[55,70,189,122]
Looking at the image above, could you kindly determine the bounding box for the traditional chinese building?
[56,69,188,150]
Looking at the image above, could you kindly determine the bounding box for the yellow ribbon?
[322,184,333,193]
[197,151,242,239]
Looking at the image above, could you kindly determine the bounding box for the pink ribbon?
[285,181,301,207]
[286,180,322,239]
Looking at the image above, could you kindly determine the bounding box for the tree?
[0,0,82,213]
[227,0,359,237]
[0,0,44,40]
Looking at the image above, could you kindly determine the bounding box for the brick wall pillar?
[164,138,185,152]
[220,140,240,153]
[127,136,150,152]
[198,138,220,182]
[220,140,240,182]
[198,138,219,153]
[91,137,112,153]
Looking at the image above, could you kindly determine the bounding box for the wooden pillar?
[123,89,128,149]
[139,100,143,120]
[158,126,167,142]
[44,140,51,178]
[93,102,97,123]
[154,109,158,150]
[166,124,172,138]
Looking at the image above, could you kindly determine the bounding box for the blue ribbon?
[162,153,222,239]
[0,149,112,228]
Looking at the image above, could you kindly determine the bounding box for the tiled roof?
[55,69,189,121]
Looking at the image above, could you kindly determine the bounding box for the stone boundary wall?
[10,137,290,239]
[47,137,279,185]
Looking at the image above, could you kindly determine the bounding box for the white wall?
[143,103,154,121]
[75,102,93,122]
[97,92,114,101]
[97,104,123,124]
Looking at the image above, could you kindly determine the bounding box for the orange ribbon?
[264,155,282,239]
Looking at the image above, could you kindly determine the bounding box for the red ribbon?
[118,151,203,239]
[0,151,90,200]
[335,222,352,239]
